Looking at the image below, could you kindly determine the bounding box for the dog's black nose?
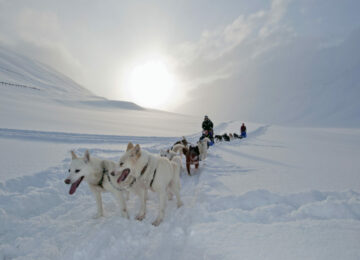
[64,179,71,184]
[111,171,115,176]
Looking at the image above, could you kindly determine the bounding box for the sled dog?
[160,143,184,160]
[172,136,188,149]
[64,150,129,219]
[183,145,200,175]
[114,142,183,226]
[215,135,223,142]
[233,133,240,139]
[197,137,210,161]
[222,133,230,141]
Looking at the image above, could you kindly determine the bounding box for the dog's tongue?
[69,176,84,195]
[117,169,130,183]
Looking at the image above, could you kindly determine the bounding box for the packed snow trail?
[1,123,360,259]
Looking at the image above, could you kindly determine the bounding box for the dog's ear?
[84,150,90,163]
[71,150,77,159]
[182,147,188,156]
[127,142,134,151]
[133,144,141,157]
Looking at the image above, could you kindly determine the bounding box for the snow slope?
[0,122,360,260]
[0,45,199,136]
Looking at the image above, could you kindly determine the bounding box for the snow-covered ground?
[1,122,360,260]
[1,46,360,259]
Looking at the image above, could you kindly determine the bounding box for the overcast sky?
[1,0,359,121]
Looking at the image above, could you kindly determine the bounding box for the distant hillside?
[0,44,143,108]
[0,45,93,97]
[0,45,200,136]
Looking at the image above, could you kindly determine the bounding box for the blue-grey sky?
[1,0,360,124]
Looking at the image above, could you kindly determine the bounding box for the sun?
[127,60,175,109]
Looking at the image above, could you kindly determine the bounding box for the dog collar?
[104,168,126,192]
[131,159,157,189]
[127,160,149,188]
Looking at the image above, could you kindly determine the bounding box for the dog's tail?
[172,144,186,154]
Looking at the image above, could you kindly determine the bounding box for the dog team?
[64,122,247,226]
[214,123,247,142]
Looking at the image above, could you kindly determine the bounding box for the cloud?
[171,0,360,127]
[172,0,293,94]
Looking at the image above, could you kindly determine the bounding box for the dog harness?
[100,168,125,192]
[129,159,157,189]
[128,161,148,188]
[97,168,106,188]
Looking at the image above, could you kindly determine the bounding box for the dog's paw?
[177,201,184,208]
[135,213,145,221]
[92,213,103,219]
[152,218,162,226]
[122,210,130,219]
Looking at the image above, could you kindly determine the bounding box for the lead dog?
[64,150,129,219]
[113,142,183,226]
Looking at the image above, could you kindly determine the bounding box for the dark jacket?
[202,119,213,131]
[241,125,246,133]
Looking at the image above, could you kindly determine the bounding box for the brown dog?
[182,145,200,176]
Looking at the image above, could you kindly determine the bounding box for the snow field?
[1,123,360,259]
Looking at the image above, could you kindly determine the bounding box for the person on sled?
[241,123,247,138]
[200,115,214,144]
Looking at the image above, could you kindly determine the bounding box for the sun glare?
[127,60,175,109]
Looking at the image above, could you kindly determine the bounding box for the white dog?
[114,142,183,226]
[197,137,210,161]
[64,150,129,219]
[160,143,185,160]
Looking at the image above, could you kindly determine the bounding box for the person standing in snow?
[201,115,214,143]
[240,123,247,138]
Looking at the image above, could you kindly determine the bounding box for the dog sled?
[200,130,214,146]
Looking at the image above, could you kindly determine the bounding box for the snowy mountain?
[0,45,198,136]
[0,45,93,97]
